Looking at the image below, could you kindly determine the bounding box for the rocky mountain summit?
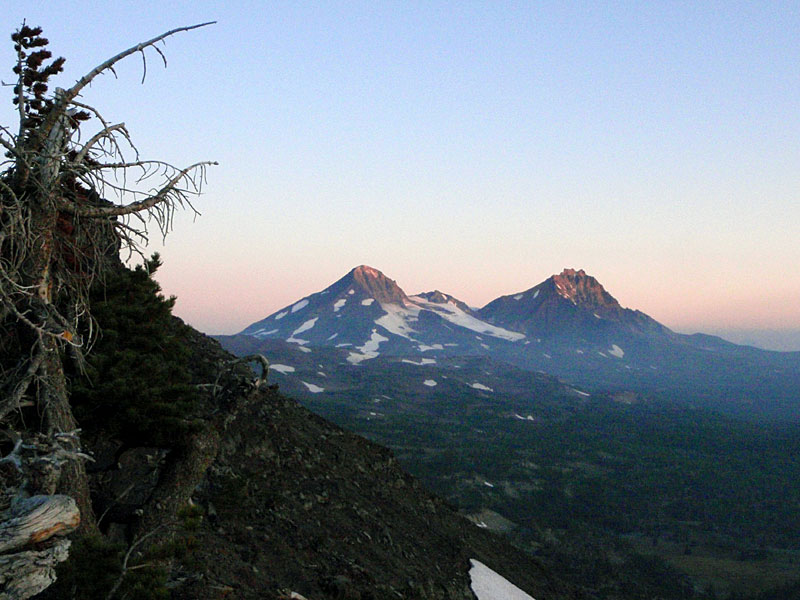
[479,268,667,339]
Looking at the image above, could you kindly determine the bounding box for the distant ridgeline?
[226,265,800,421]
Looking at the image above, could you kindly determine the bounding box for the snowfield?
[375,303,420,339]
[346,330,390,365]
[401,358,437,366]
[469,559,535,600]
[410,296,525,341]
[269,364,295,374]
[300,381,324,393]
[291,299,309,313]
[292,318,318,336]
[470,383,493,392]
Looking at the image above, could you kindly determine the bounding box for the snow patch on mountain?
[513,294,523,300]
[358,330,389,354]
[375,303,420,339]
[333,299,347,312]
[470,383,493,392]
[469,559,535,600]
[402,358,437,366]
[423,379,437,387]
[609,344,625,358]
[292,318,318,336]
[275,311,288,320]
[346,330,389,365]
[301,381,325,393]
[291,299,309,313]
[361,298,375,306]
[411,296,525,341]
[269,364,295,374]
[253,328,279,338]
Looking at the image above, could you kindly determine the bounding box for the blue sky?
[3,2,799,348]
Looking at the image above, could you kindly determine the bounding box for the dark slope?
[175,384,571,600]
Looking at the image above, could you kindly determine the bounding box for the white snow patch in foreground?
[301,381,324,393]
[361,298,375,306]
[608,344,625,358]
[423,379,437,387]
[469,559,535,600]
[269,364,295,374]
[333,298,347,312]
[402,358,437,366]
[470,383,493,392]
[291,299,309,313]
[274,311,288,320]
[292,318,318,336]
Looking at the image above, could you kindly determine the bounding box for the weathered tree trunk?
[0,541,71,600]
[0,495,79,599]
[40,345,98,535]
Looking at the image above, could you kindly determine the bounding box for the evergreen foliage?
[68,255,201,448]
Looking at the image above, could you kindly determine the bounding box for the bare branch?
[66,161,217,218]
[40,22,216,141]
[74,123,128,163]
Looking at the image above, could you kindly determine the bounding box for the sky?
[3,2,800,349]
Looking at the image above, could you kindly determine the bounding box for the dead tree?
[0,431,84,599]
[0,22,215,533]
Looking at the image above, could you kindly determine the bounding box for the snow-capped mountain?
[226,265,800,420]
[240,265,524,365]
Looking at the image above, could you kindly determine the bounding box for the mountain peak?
[415,290,476,316]
[548,268,619,309]
[345,265,409,305]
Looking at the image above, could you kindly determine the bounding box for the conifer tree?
[0,22,215,529]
